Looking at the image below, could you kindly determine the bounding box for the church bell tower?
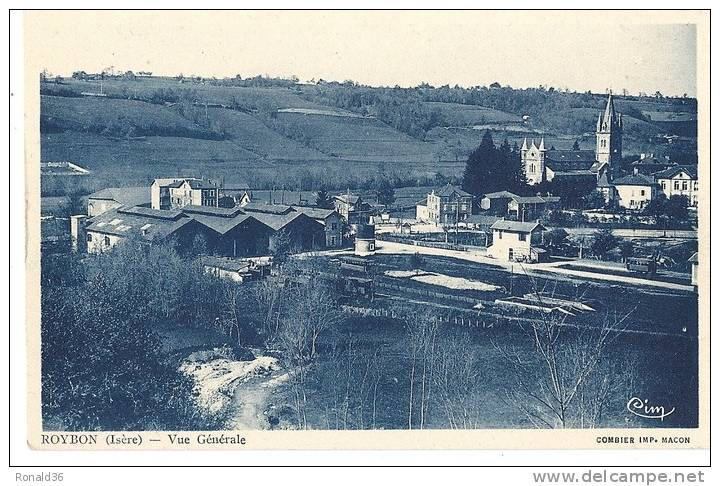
[595,93,623,166]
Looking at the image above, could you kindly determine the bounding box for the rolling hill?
[39,76,697,191]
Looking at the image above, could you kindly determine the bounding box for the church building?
[522,93,623,186]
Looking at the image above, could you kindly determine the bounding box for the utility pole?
[455,200,460,245]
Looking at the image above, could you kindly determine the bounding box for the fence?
[341,305,494,328]
[374,280,481,304]
[377,234,472,252]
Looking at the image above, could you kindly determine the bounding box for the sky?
[25,11,699,97]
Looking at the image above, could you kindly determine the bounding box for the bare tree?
[217,282,244,346]
[252,277,284,344]
[403,310,439,429]
[274,266,343,429]
[494,276,635,429]
[432,331,486,429]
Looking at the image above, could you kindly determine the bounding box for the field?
[423,101,522,126]
[40,77,697,191]
[205,107,331,161]
[270,111,438,163]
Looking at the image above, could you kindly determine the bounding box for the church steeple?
[596,92,623,166]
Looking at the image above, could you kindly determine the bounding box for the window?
[369,243,375,251]
[661,182,666,189]
[86,233,92,242]
[682,181,688,191]
[529,163,535,173]
[330,223,337,230]
[640,190,645,196]
[519,233,526,242]
[103,236,111,247]
[674,181,680,190]
[497,230,503,239]
[330,236,336,246]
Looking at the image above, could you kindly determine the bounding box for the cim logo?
[626,397,676,421]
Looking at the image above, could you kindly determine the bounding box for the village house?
[424,184,474,224]
[487,219,548,263]
[479,191,518,215]
[507,194,561,221]
[293,206,344,248]
[612,173,659,210]
[217,183,251,207]
[333,193,372,226]
[87,187,151,217]
[151,177,218,210]
[653,165,699,207]
[629,154,677,176]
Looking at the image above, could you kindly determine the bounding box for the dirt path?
[227,377,272,430]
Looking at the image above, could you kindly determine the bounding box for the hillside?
[40,76,697,191]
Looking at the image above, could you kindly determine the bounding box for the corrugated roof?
[490,219,545,233]
[87,207,194,240]
[333,194,361,204]
[653,165,698,180]
[613,173,658,186]
[483,190,518,199]
[293,206,338,220]
[435,184,473,198]
[117,206,184,220]
[251,211,309,231]
[188,213,253,235]
[88,187,151,207]
[242,202,295,215]
[181,205,244,217]
[545,150,597,172]
[511,195,546,204]
[187,179,217,190]
[551,170,596,177]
